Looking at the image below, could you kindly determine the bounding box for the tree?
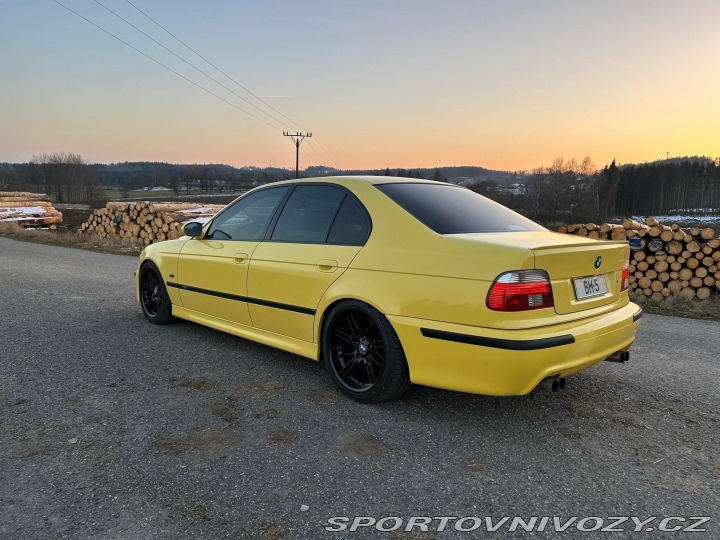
[169,175,181,196]
[525,169,547,221]
[599,160,620,220]
[546,157,571,225]
[30,152,97,203]
[0,169,24,190]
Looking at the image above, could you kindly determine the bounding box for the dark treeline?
[99,162,295,198]
[0,156,297,204]
[614,159,720,216]
[0,157,516,204]
[0,152,98,204]
[308,165,521,183]
[1,154,718,223]
[514,156,720,225]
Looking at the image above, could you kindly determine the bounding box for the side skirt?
[172,305,319,361]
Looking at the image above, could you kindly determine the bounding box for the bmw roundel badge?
[594,255,602,269]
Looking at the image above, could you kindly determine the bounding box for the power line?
[50,0,281,131]
[92,0,290,131]
[51,0,337,172]
[300,146,320,168]
[122,0,340,169]
[124,0,304,132]
[312,136,340,169]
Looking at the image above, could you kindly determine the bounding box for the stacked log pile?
[0,192,63,228]
[558,218,719,301]
[79,201,224,245]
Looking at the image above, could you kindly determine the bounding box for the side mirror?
[183,222,204,237]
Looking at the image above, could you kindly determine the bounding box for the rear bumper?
[388,302,642,396]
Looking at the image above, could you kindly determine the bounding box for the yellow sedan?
[136,176,641,402]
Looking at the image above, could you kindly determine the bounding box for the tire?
[322,300,411,403]
[139,262,175,325]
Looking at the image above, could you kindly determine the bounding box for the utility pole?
[283,132,312,178]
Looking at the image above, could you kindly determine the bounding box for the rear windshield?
[376,183,545,234]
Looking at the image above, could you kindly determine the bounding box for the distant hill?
[307,165,525,184]
[619,156,714,169]
[3,156,717,214]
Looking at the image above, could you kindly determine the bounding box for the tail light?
[487,270,554,311]
[621,260,629,292]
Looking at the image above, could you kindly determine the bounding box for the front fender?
[135,239,188,305]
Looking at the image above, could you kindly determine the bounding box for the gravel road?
[1,237,718,539]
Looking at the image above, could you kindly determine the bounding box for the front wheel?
[139,262,175,324]
[322,300,411,403]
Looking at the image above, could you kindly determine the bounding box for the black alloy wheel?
[139,262,174,324]
[323,300,411,403]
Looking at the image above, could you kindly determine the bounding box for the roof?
[270,175,448,188]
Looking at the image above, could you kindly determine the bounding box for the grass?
[99,188,228,200]
[631,291,720,321]
[0,222,143,256]
[100,189,175,200]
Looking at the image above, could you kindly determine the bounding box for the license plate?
[573,275,608,300]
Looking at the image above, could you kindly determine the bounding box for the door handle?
[233,253,249,264]
[317,259,338,273]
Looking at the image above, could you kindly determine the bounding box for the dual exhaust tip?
[604,350,630,363]
[539,377,566,392]
[539,350,630,392]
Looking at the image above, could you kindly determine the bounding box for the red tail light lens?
[621,260,629,292]
[487,270,554,311]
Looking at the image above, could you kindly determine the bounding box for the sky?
[1,0,719,172]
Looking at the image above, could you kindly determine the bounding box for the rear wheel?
[139,262,175,324]
[322,300,411,403]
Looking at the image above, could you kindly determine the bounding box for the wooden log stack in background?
[0,192,63,229]
[78,201,224,246]
[558,218,719,302]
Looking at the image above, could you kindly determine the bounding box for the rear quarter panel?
[316,182,631,334]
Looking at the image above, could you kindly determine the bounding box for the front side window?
[207,186,288,241]
[271,185,345,243]
[376,183,545,234]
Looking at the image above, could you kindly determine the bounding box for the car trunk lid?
[531,239,628,315]
[448,231,629,317]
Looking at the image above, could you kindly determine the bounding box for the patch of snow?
[182,217,212,225]
[0,206,47,217]
[182,207,216,214]
[632,214,720,224]
[0,216,46,222]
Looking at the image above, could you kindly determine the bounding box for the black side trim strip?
[166,282,315,316]
[633,309,643,323]
[168,281,243,302]
[420,328,575,351]
[250,296,316,316]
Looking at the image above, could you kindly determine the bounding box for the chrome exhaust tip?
[538,376,566,392]
[604,350,630,363]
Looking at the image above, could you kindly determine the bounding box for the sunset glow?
[2,0,719,171]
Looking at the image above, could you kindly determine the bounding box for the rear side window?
[376,183,545,234]
[327,197,371,245]
[271,185,345,243]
